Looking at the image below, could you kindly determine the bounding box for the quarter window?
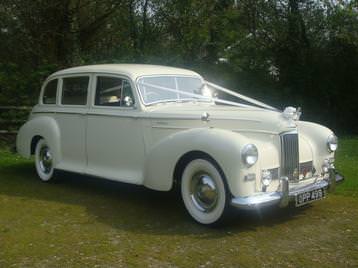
[42,79,58,104]
[62,76,89,105]
[95,76,135,107]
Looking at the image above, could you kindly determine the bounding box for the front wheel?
[35,139,55,182]
[181,158,231,225]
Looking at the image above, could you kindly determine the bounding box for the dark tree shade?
[0,0,357,134]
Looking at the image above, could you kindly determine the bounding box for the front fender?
[143,128,253,197]
[16,116,62,166]
[297,121,335,172]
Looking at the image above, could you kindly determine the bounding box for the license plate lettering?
[296,188,325,207]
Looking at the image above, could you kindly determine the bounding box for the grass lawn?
[0,137,357,267]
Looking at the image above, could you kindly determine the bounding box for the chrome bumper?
[231,169,344,209]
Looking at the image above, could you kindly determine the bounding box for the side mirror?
[201,84,218,99]
[123,96,134,107]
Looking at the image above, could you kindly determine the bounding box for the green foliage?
[335,136,358,196]
[0,0,357,133]
[0,63,58,106]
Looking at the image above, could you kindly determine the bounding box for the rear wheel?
[180,158,231,225]
[35,139,55,182]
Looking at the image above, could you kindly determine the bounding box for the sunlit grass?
[335,137,358,196]
[0,138,357,267]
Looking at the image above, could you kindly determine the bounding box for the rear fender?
[16,116,61,166]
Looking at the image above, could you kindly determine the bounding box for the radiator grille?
[300,161,313,176]
[280,131,299,181]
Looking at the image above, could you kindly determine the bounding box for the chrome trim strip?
[32,110,265,122]
[232,129,279,135]
[208,117,262,122]
[151,125,190,130]
[86,112,140,119]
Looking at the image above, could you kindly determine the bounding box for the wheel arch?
[173,150,228,190]
[142,128,249,197]
[31,135,44,155]
[16,116,62,166]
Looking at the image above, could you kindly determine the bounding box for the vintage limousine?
[16,64,343,225]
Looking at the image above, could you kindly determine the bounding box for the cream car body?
[16,64,343,225]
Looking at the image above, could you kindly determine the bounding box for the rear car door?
[55,74,91,173]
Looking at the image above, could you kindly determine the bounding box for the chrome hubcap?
[190,173,218,212]
[39,145,52,174]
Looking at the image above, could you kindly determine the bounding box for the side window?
[42,79,58,104]
[62,76,89,105]
[95,76,135,107]
[95,77,123,106]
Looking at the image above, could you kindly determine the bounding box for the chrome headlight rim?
[327,134,338,152]
[241,144,258,167]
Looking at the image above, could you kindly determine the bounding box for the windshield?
[137,76,210,105]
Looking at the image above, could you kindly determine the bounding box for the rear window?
[42,79,58,104]
[61,76,89,105]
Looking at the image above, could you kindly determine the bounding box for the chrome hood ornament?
[283,106,302,121]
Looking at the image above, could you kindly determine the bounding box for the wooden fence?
[0,106,31,134]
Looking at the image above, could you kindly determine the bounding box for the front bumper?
[231,169,344,209]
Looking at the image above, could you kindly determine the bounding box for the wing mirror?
[201,84,218,99]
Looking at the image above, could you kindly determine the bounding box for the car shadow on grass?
[0,161,310,237]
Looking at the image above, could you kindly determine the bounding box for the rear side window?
[42,79,58,104]
[62,76,89,105]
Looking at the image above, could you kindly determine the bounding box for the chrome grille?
[268,167,279,180]
[280,131,299,181]
[300,161,313,176]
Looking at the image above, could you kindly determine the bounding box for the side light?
[261,170,272,186]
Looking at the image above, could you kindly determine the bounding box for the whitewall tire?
[35,139,55,182]
[181,158,231,225]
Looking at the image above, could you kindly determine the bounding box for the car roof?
[50,64,202,80]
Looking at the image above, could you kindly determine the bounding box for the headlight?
[241,144,258,166]
[327,134,338,152]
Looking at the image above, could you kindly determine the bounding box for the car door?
[85,74,145,184]
[55,74,91,173]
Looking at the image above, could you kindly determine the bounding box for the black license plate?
[295,188,326,207]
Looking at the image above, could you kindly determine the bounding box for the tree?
[0,0,357,133]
